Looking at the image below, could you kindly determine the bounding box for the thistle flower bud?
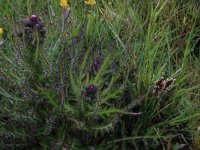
[24,27,32,34]
[34,24,41,30]
[30,14,38,22]
[39,21,45,28]
[18,15,46,44]
[86,84,97,95]
[40,28,46,36]
[22,19,30,27]
[30,14,39,26]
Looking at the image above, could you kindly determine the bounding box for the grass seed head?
[153,77,176,98]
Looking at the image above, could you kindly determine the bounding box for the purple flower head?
[23,19,30,27]
[30,14,39,26]
[34,24,41,30]
[24,27,32,34]
[86,84,97,95]
[39,21,45,28]
[19,15,46,43]
[30,14,38,21]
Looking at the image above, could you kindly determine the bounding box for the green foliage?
[0,0,200,149]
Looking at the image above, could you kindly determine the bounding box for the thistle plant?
[0,0,200,150]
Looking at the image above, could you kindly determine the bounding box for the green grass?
[0,0,200,149]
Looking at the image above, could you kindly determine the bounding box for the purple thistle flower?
[22,19,30,27]
[30,14,38,21]
[86,84,97,95]
[24,27,32,34]
[30,14,39,26]
[34,24,41,30]
[19,15,46,43]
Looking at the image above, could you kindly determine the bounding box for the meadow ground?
[0,0,200,149]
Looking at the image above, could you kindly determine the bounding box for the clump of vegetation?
[0,0,199,149]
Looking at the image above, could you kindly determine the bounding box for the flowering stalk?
[16,14,47,81]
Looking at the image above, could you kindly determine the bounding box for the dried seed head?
[153,77,176,98]
[155,77,165,89]
[164,78,176,91]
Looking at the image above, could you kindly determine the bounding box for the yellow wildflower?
[0,27,3,35]
[60,0,69,8]
[85,0,96,5]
